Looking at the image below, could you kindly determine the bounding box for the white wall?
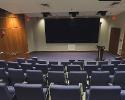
[26,17,111,52]
[107,12,125,55]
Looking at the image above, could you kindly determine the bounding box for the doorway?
[109,28,121,55]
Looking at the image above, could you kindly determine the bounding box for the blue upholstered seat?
[17,58,25,65]
[87,86,121,100]
[67,65,82,72]
[0,83,15,100]
[113,71,125,89]
[90,71,110,86]
[50,65,64,71]
[50,84,81,100]
[26,70,43,84]
[48,71,65,85]
[34,64,48,74]
[68,71,87,91]
[8,61,19,69]
[8,68,25,84]
[14,83,47,100]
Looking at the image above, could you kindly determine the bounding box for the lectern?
[97,45,105,61]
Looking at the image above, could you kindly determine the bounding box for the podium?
[97,45,105,61]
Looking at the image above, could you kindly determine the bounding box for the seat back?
[117,64,125,71]
[113,71,125,89]
[0,68,8,83]
[98,61,108,67]
[14,83,45,100]
[50,85,81,100]
[37,60,47,64]
[101,65,114,75]
[27,59,36,66]
[8,61,19,69]
[50,65,64,71]
[84,65,98,76]
[61,62,71,66]
[0,60,7,68]
[86,61,97,65]
[20,63,33,72]
[68,71,87,85]
[0,83,12,100]
[8,68,25,84]
[31,57,38,62]
[90,71,110,86]
[17,58,25,64]
[26,70,43,84]
[48,71,65,85]
[35,64,48,74]
[88,86,121,100]
[67,65,81,72]
[68,71,87,91]
[111,60,121,67]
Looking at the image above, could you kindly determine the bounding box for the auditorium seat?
[68,71,87,91]
[37,60,47,64]
[72,61,84,69]
[84,65,98,76]
[121,59,125,64]
[48,71,66,85]
[117,64,125,71]
[50,65,64,71]
[111,60,121,67]
[8,68,25,85]
[27,59,36,66]
[90,71,110,86]
[17,58,25,65]
[98,61,108,67]
[14,83,47,100]
[61,61,71,66]
[26,70,43,84]
[0,83,15,100]
[31,57,38,62]
[115,56,122,60]
[86,86,121,100]
[20,63,33,72]
[0,68,8,83]
[0,60,7,69]
[67,65,82,72]
[86,61,97,65]
[8,61,20,69]
[50,84,82,100]
[34,64,48,74]
[101,64,115,75]
[113,71,125,89]
[69,59,75,63]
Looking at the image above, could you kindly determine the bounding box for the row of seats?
[1,59,125,75]
[1,56,125,69]
[1,67,125,91]
[1,83,125,100]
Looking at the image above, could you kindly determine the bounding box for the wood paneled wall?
[0,9,29,60]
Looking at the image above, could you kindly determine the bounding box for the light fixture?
[69,12,79,18]
[42,12,51,17]
[97,11,107,16]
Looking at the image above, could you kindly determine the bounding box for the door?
[109,28,121,55]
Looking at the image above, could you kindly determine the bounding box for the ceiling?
[0,0,125,17]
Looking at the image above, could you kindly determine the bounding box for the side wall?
[0,9,28,60]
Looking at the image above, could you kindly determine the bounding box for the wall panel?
[0,10,28,60]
